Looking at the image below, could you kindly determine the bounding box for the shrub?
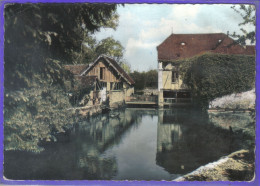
[179,53,255,108]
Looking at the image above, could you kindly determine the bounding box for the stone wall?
[126,87,134,97]
[109,90,125,107]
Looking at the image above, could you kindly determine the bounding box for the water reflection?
[156,109,251,175]
[4,108,253,180]
[4,109,142,180]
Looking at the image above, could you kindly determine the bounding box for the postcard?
[0,2,258,184]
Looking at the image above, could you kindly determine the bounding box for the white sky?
[95,4,255,72]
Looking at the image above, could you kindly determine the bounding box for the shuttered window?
[100,67,105,80]
[172,71,179,83]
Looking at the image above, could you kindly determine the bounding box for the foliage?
[230,5,256,45]
[81,35,127,67]
[179,53,255,108]
[4,4,118,152]
[4,60,76,152]
[69,78,94,107]
[130,69,158,90]
[95,37,124,62]
[4,3,118,90]
[120,62,131,74]
[130,71,145,90]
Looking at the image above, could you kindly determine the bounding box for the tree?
[145,69,158,88]
[95,37,124,62]
[230,5,256,45]
[130,70,158,90]
[4,3,119,152]
[4,3,119,90]
[76,34,130,73]
[120,62,131,74]
[81,35,126,64]
[130,71,146,90]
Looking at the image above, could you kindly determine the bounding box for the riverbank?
[175,149,254,181]
[175,108,255,181]
[68,101,125,117]
[208,108,253,113]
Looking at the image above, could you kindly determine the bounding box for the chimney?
[227,31,229,36]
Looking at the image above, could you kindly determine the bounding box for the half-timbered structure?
[157,33,255,107]
[64,55,135,107]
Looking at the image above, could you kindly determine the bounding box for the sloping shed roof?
[71,75,98,91]
[104,56,135,85]
[157,33,255,61]
[74,75,97,87]
[64,64,89,75]
[81,55,135,85]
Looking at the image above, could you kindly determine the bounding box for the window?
[177,92,191,98]
[117,82,123,90]
[100,82,107,88]
[100,67,105,80]
[172,71,179,83]
[111,82,123,90]
[163,91,176,98]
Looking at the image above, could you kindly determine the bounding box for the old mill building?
[64,55,135,107]
[157,33,255,107]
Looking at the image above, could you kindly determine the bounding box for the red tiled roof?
[157,33,255,61]
[245,45,255,55]
[64,64,89,75]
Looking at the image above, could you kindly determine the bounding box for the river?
[4,108,254,180]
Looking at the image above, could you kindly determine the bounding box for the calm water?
[4,108,254,180]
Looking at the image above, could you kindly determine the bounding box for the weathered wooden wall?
[87,60,120,83]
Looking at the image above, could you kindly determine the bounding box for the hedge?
[178,53,255,108]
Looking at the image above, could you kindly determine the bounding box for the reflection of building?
[156,109,216,175]
[157,110,182,152]
[156,109,191,174]
[85,109,139,151]
[157,33,255,107]
[75,109,142,178]
[156,109,246,175]
[65,55,135,107]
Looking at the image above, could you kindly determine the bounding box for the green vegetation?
[130,69,158,90]
[80,36,127,65]
[230,5,255,45]
[179,53,255,108]
[4,4,119,152]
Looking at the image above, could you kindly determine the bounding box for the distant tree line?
[130,70,158,90]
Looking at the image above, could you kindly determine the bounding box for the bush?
[179,53,255,108]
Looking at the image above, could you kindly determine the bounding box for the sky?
[95,4,255,72]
